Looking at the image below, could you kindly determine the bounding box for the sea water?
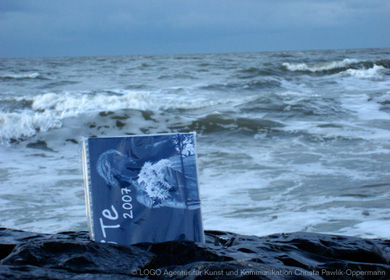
[1,48,389,238]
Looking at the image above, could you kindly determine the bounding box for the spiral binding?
[81,137,95,240]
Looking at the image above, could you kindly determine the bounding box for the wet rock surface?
[1,227,389,279]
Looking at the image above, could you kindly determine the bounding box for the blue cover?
[82,133,204,245]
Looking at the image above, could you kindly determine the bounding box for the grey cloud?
[1,0,389,57]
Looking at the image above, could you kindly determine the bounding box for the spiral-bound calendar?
[81,132,204,245]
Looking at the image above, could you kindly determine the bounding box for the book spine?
[81,138,95,240]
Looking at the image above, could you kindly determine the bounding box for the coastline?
[1,227,389,279]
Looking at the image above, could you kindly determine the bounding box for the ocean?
[1,48,389,239]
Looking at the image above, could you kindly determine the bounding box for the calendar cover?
[81,133,204,245]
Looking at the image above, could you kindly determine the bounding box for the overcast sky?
[1,0,389,58]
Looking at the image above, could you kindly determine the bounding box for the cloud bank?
[1,0,389,57]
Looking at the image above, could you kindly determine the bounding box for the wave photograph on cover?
[95,134,199,209]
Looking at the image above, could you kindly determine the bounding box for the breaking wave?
[345,64,386,79]
[0,72,41,79]
[0,90,238,143]
[282,58,390,80]
[30,90,232,113]
[0,111,62,143]
[282,59,359,73]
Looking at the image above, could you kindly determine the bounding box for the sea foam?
[345,64,385,79]
[0,111,62,144]
[0,72,40,79]
[283,59,359,72]
[0,90,240,143]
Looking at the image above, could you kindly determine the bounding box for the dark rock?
[66,139,78,144]
[0,227,389,280]
[26,140,55,152]
[116,120,126,128]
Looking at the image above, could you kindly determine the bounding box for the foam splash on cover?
[137,159,174,201]
[173,134,195,156]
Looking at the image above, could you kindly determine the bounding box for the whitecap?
[0,72,40,79]
[31,90,233,114]
[283,59,359,72]
[0,110,62,144]
[345,64,385,79]
[0,89,243,143]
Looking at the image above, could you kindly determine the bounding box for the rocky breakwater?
[0,227,389,279]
